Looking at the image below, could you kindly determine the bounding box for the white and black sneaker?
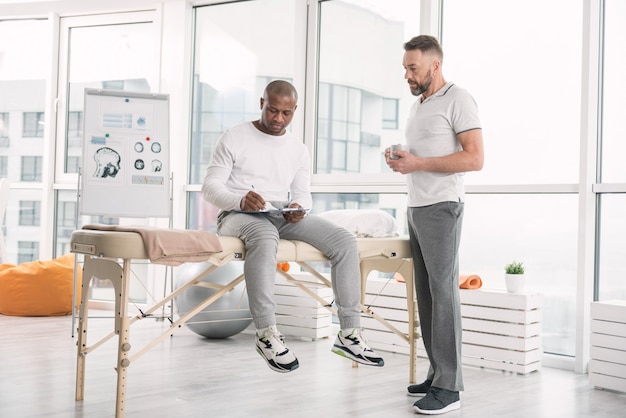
[331,328,384,366]
[255,325,299,373]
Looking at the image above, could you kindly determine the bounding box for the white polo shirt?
[405,82,481,207]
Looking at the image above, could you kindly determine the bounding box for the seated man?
[202,80,384,373]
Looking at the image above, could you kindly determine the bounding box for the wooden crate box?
[360,280,544,374]
[273,273,333,340]
[460,289,544,374]
[589,300,626,393]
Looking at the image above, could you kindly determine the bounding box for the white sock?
[341,327,358,336]
[257,325,276,336]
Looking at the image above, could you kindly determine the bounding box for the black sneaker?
[407,379,432,397]
[413,387,460,415]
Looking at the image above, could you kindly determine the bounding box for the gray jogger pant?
[218,210,362,331]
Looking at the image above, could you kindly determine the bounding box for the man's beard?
[411,72,433,96]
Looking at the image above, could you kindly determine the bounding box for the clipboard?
[236,207,309,214]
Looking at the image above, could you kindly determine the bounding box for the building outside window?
[382,98,399,130]
[17,241,38,264]
[19,200,40,226]
[20,156,42,182]
[316,83,363,174]
[66,156,80,175]
[22,112,44,137]
[67,111,82,144]
[56,201,76,239]
[0,156,7,178]
[0,112,9,141]
[57,201,76,228]
[316,1,414,178]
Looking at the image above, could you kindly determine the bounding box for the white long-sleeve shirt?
[202,122,312,211]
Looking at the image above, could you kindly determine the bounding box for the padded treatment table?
[70,229,419,418]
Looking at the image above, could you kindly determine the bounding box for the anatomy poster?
[81,89,170,218]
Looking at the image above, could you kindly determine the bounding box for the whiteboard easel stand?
[71,88,172,338]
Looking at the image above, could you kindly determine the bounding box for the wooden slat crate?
[360,281,544,374]
[274,273,333,340]
[589,300,626,392]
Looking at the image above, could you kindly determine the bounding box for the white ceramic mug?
[389,144,410,160]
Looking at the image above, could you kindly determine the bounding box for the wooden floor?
[0,311,624,418]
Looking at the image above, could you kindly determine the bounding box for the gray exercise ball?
[174,261,252,339]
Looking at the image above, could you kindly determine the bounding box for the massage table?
[70,229,419,418]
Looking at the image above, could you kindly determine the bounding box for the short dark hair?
[264,80,298,102]
[404,35,443,60]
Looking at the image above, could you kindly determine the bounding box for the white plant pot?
[505,273,525,293]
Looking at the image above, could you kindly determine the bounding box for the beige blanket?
[82,224,223,266]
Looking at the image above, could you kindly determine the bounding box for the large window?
[316,0,420,176]
[600,0,626,183]
[56,15,159,177]
[188,0,298,230]
[0,18,48,264]
[52,11,161,304]
[460,194,579,355]
[597,195,626,301]
[442,0,582,185]
[596,0,626,301]
[436,0,588,359]
[441,0,582,356]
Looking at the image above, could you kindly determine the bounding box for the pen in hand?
[245,185,266,211]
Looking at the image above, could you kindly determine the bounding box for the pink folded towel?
[82,224,223,266]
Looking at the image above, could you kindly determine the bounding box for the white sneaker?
[331,328,384,366]
[255,325,299,373]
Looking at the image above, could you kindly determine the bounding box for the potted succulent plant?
[504,261,525,293]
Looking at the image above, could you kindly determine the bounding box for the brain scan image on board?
[93,147,121,178]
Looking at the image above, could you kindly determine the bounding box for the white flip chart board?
[80,89,170,218]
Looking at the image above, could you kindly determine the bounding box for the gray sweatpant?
[217,208,362,331]
[408,201,464,392]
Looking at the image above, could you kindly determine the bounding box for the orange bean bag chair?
[0,253,82,316]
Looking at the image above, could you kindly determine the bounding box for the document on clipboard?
[236,207,309,214]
